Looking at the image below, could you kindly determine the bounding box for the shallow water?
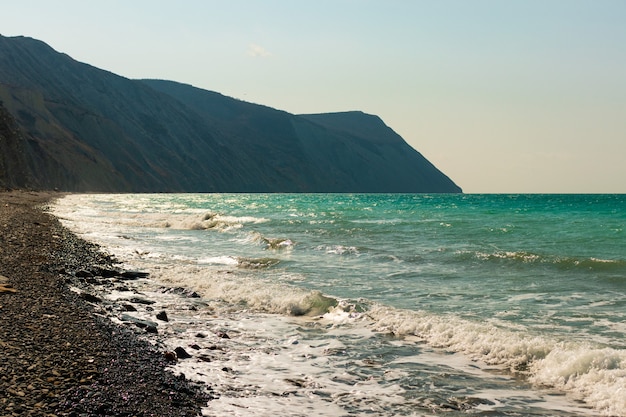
[52,193,625,416]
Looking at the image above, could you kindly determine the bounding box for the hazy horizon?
[2,0,625,193]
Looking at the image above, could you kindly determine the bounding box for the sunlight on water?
[52,193,626,416]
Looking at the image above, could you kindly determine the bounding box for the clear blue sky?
[2,0,625,193]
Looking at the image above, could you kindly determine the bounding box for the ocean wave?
[151,265,338,317]
[248,231,295,250]
[164,212,269,231]
[531,346,626,415]
[52,193,626,416]
[468,250,542,263]
[357,303,626,416]
[459,250,626,271]
[196,255,239,266]
[53,197,269,232]
[554,256,626,271]
[315,245,360,255]
[365,304,550,370]
[262,237,294,250]
[107,211,269,232]
[237,257,281,269]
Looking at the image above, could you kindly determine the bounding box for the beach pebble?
[174,347,192,359]
[128,297,155,305]
[120,314,158,330]
[79,292,101,303]
[0,191,210,416]
[156,311,169,322]
[120,271,150,280]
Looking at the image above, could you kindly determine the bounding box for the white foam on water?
[314,245,360,256]
[167,316,420,417]
[364,303,625,416]
[52,194,268,234]
[50,194,623,416]
[531,346,626,416]
[102,266,611,416]
[170,317,405,416]
[148,263,337,317]
[89,273,419,416]
[392,353,598,416]
[197,255,240,266]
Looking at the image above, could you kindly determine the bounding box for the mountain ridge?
[0,35,462,193]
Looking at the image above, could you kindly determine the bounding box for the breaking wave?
[328,302,626,416]
[151,264,338,317]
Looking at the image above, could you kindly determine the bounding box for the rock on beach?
[0,191,211,416]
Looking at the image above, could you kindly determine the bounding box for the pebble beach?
[0,191,210,416]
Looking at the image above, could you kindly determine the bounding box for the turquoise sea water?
[53,194,626,416]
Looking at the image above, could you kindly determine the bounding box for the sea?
[51,193,625,417]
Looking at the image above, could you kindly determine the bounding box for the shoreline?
[0,190,210,416]
[9,191,620,416]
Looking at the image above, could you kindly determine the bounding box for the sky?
[2,0,625,193]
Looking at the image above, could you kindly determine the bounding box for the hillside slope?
[0,35,461,193]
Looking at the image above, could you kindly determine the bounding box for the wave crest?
[289,291,339,316]
[459,250,626,272]
[362,303,626,415]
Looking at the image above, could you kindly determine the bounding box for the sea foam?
[51,193,625,416]
[363,303,626,415]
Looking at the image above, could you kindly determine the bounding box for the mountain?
[0,35,462,193]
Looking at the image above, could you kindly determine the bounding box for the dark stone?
[174,347,192,359]
[79,292,101,303]
[216,331,230,339]
[121,304,137,312]
[160,287,201,298]
[93,266,120,278]
[128,297,155,305]
[156,311,169,322]
[75,269,93,278]
[120,314,158,330]
[120,271,150,280]
[0,191,212,416]
[97,403,112,414]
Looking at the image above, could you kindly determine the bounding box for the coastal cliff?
[0,35,461,193]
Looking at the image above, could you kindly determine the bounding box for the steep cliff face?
[0,84,130,191]
[142,80,462,193]
[0,35,462,193]
[0,100,32,189]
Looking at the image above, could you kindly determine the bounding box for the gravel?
[0,191,211,416]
